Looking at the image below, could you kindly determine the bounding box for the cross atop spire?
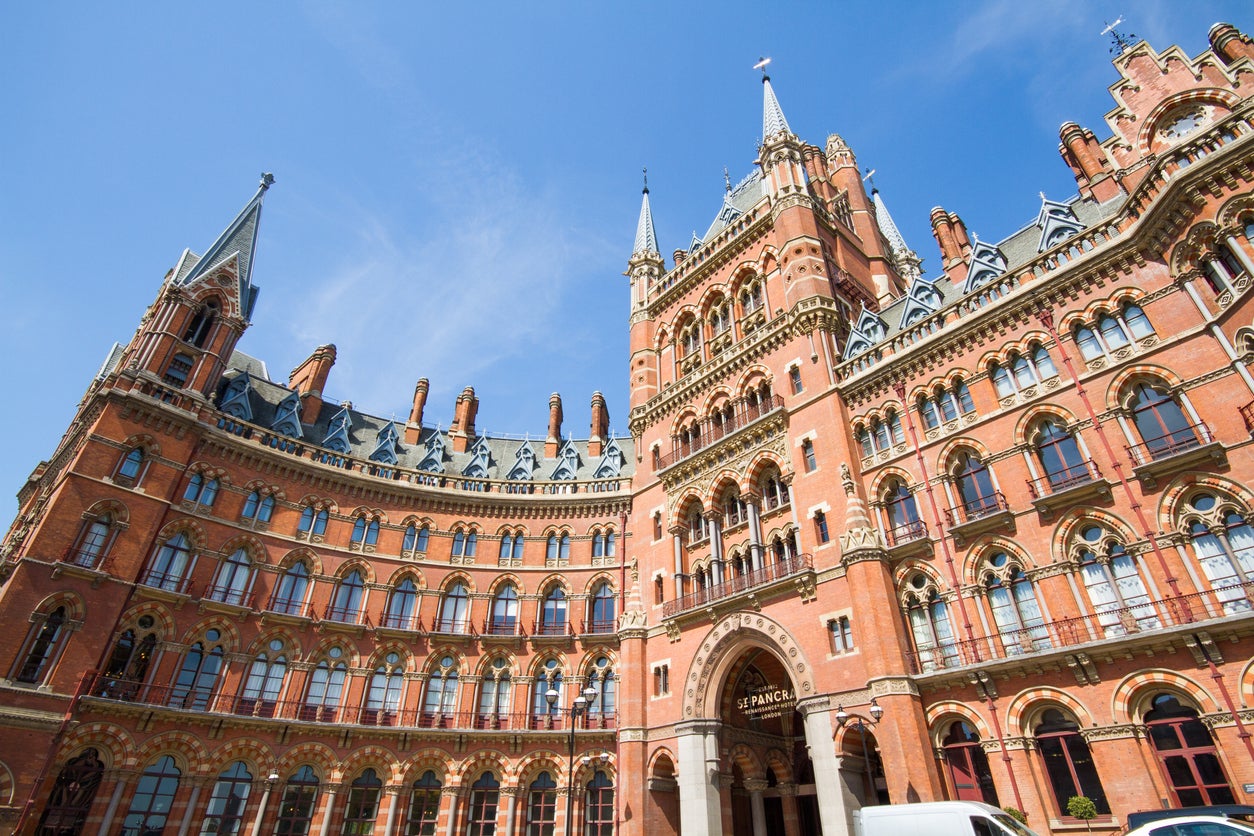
[632,168,659,257]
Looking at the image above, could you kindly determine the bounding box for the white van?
[853,801,1043,836]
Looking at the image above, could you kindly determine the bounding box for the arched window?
[592,529,616,557]
[240,491,274,524]
[1034,709,1109,817]
[169,629,224,710]
[587,656,615,722]
[585,771,614,836]
[119,756,181,836]
[1185,494,1254,614]
[531,659,563,726]
[1075,303,1154,360]
[200,761,252,836]
[403,523,419,552]
[758,467,788,511]
[163,352,194,388]
[238,639,286,717]
[303,656,347,722]
[438,582,470,633]
[882,479,923,545]
[546,533,571,564]
[466,773,500,836]
[951,452,997,517]
[15,605,69,684]
[1032,420,1089,489]
[209,548,252,605]
[414,525,430,552]
[275,766,320,835]
[183,473,219,508]
[342,769,383,836]
[271,562,310,615]
[328,570,365,623]
[144,533,192,591]
[904,575,957,671]
[384,578,419,630]
[1144,693,1235,806]
[364,652,405,726]
[740,279,764,316]
[489,583,519,634]
[685,506,707,544]
[1128,382,1198,456]
[36,747,104,836]
[96,625,158,700]
[983,553,1048,655]
[918,380,976,429]
[941,722,998,806]
[525,771,557,836]
[1075,524,1158,634]
[298,506,328,537]
[351,515,380,548]
[540,586,568,635]
[589,583,615,633]
[477,657,512,727]
[406,771,441,836]
[115,447,147,487]
[722,486,747,527]
[422,655,459,723]
[72,512,116,568]
[183,300,218,348]
[452,529,477,559]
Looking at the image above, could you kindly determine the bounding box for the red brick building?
[3,21,1254,836]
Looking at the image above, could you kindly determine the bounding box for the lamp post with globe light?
[835,699,885,806]
[546,684,600,836]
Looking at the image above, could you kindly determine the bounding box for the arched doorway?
[839,721,889,809]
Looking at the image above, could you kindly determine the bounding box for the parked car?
[1124,807,1254,836]
[853,801,1042,836]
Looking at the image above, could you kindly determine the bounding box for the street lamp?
[546,684,600,836]
[835,698,883,805]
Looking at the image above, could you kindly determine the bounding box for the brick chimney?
[404,378,429,444]
[449,386,478,453]
[288,344,337,424]
[588,392,609,457]
[546,393,563,458]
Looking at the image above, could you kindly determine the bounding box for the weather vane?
[724,167,732,193]
[1101,17,1137,55]
[642,166,648,194]
[862,168,877,191]
[753,56,771,78]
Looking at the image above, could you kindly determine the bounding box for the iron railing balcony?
[885,519,928,549]
[662,553,813,618]
[1126,423,1213,466]
[657,394,784,469]
[1027,460,1101,498]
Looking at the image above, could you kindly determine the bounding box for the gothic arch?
[1110,668,1222,724]
[1005,686,1096,737]
[1156,473,1254,532]
[924,702,992,745]
[681,611,816,720]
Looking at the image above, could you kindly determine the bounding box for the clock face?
[1161,106,1207,139]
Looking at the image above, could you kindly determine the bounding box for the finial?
[642,167,649,195]
[724,167,732,193]
[753,56,772,81]
[863,167,878,193]
[259,172,275,191]
[840,463,855,496]
[1101,17,1137,55]
[1039,190,1047,202]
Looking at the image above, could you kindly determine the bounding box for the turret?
[404,378,430,444]
[288,344,337,424]
[628,177,664,412]
[1209,22,1254,65]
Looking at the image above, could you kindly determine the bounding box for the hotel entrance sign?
[738,686,796,719]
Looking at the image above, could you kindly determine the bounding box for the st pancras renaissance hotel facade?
[6,20,1254,836]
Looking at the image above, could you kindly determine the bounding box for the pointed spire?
[181,173,274,321]
[872,185,922,286]
[762,74,793,140]
[632,168,659,256]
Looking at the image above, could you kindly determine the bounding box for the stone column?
[174,780,205,836]
[1225,234,1254,276]
[670,526,687,597]
[778,782,800,836]
[707,513,724,584]
[501,786,519,836]
[96,769,134,835]
[799,696,852,836]
[746,495,765,571]
[248,778,276,836]
[316,786,339,836]
[744,778,769,836]
[383,785,402,836]
[443,788,463,836]
[676,719,723,836]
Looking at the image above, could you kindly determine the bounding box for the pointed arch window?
[238,640,286,718]
[240,491,274,524]
[1033,420,1090,490]
[918,379,976,429]
[587,655,615,721]
[584,771,614,836]
[722,487,747,527]
[489,584,519,634]
[200,760,252,836]
[36,747,104,836]
[403,523,418,552]
[546,533,571,565]
[1034,709,1109,817]
[438,582,470,633]
[169,630,224,710]
[115,447,147,486]
[422,655,459,722]
[143,533,193,592]
[477,657,512,727]
[275,766,320,835]
[72,512,117,568]
[466,773,500,836]
[183,300,218,348]
[384,578,419,630]
[592,529,616,558]
[540,586,567,635]
[96,626,157,700]
[303,658,347,722]
[740,279,764,316]
[1185,494,1254,614]
[904,576,957,671]
[990,345,1056,397]
[363,653,404,725]
[525,771,557,836]
[1128,382,1200,458]
[15,605,69,684]
[941,722,998,806]
[119,756,181,836]
[589,582,616,633]
[183,473,219,509]
[758,467,787,511]
[342,769,383,836]
[1144,693,1236,806]
[983,555,1049,655]
[1075,525,1158,634]
[1075,303,1154,360]
[209,548,252,605]
[882,479,923,546]
[298,506,329,538]
[952,452,998,518]
[271,562,310,616]
[452,529,477,559]
[406,771,442,836]
[327,570,365,624]
[499,530,525,563]
[351,515,380,548]
[531,660,563,726]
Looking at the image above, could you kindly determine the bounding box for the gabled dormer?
[1036,197,1083,252]
[507,442,537,482]
[462,436,491,478]
[417,433,446,474]
[218,374,254,422]
[594,435,624,479]
[271,390,303,439]
[842,305,888,360]
[323,405,353,453]
[961,238,1008,294]
[370,422,401,465]
[550,440,580,481]
[898,275,944,329]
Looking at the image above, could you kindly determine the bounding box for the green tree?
[1067,795,1098,831]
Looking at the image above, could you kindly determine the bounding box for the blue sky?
[1,2,1249,514]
